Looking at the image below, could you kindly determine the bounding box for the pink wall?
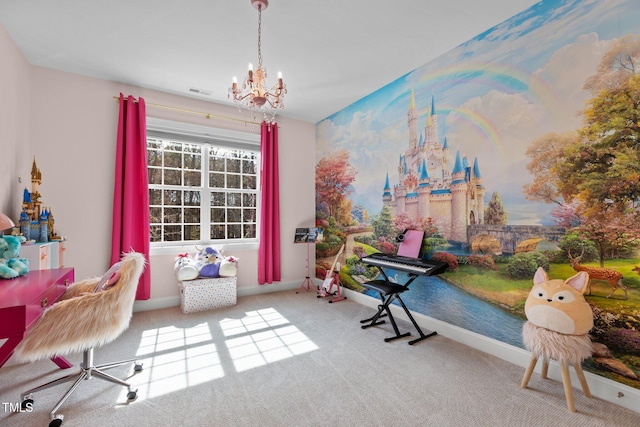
[3,24,316,303]
[0,24,31,215]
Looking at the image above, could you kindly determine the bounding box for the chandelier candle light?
[229,0,286,122]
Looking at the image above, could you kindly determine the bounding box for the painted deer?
[633,265,640,276]
[567,249,628,299]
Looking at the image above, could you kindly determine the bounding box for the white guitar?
[321,244,344,293]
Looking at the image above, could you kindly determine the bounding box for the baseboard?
[343,288,640,414]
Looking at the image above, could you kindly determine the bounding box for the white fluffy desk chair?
[14,252,146,427]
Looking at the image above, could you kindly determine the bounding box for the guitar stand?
[360,274,437,345]
[317,271,347,303]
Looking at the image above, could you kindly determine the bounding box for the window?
[146,118,260,247]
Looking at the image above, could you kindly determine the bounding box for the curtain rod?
[112,95,262,127]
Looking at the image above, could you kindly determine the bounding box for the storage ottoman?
[178,277,237,314]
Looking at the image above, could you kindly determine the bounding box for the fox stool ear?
[564,271,589,294]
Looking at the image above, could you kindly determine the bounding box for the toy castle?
[382,91,485,243]
[19,158,60,242]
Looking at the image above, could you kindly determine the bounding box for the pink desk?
[0,268,74,369]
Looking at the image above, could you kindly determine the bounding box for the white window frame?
[147,117,261,255]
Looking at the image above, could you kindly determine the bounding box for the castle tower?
[450,150,468,243]
[382,173,392,205]
[20,210,31,241]
[417,159,431,218]
[424,95,438,145]
[408,89,418,150]
[471,158,485,224]
[39,210,49,242]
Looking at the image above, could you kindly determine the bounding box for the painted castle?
[382,91,485,243]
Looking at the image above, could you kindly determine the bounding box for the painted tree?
[371,205,394,241]
[556,74,640,217]
[484,192,508,225]
[583,34,640,94]
[522,131,578,206]
[315,150,357,222]
[553,71,640,265]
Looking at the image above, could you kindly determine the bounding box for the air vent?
[188,87,213,96]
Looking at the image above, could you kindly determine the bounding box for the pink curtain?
[258,121,281,284]
[111,93,151,299]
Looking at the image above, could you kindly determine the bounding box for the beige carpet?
[1,289,639,427]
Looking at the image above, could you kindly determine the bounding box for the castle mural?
[383,92,485,243]
[316,0,640,392]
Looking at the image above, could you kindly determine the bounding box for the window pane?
[184,153,201,169]
[211,208,225,222]
[184,191,200,206]
[164,169,182,186]
[210,156,225,172]
[164,225,182,241]
[148,150,162,167]
[184,225,200,241]
[228,208,241,222]
[242,158,256,174]
[150,225,162,242]
[149,206,162,223]
[184,171,201,187]
[184,207,200,223]
[209,173,225,188]
[243,224,256,239]
[147,139,162,150]
[243,193,256,207]
[228,192,241,207]
[149,189,162,205]
[164,190,182,205]
[210,224,225,239]
[211,192,226,206]
[164,208,182,223]
[242,175,256,190]
[148,167,162,185]
[243,208,256,222]
[164,151,182,168]
[227,174,241,189]
[226,157,241,173]
[228,224,242,239]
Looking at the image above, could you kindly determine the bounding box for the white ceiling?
[0,0,538,123]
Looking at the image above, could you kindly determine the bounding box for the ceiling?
[0,0,538,123]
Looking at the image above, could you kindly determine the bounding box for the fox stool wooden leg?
[574,363,592,398]
[560,361,576,412]
[521,355,538,389]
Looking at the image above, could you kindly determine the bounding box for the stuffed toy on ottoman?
[520,267,594,412]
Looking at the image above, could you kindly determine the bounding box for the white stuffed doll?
[218,256,239,277]
[174,253,199,281]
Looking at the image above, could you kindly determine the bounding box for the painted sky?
[316,0,640,225]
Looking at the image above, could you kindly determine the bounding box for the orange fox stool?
[521,322,593,412]
[520,268,594,412]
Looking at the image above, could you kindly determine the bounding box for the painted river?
[362,271,526,349]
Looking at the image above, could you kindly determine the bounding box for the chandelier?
[229,0,286,122]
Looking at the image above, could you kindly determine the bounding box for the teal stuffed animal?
[0,235,30,279]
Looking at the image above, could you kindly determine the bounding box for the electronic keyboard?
[361,253,448,276]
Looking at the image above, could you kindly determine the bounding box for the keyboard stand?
[360,270,437,345]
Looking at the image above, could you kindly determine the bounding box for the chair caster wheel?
[127,390,138,400]
[21,398,33,411]
[49,414,64,427]
[134,363,143,372]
